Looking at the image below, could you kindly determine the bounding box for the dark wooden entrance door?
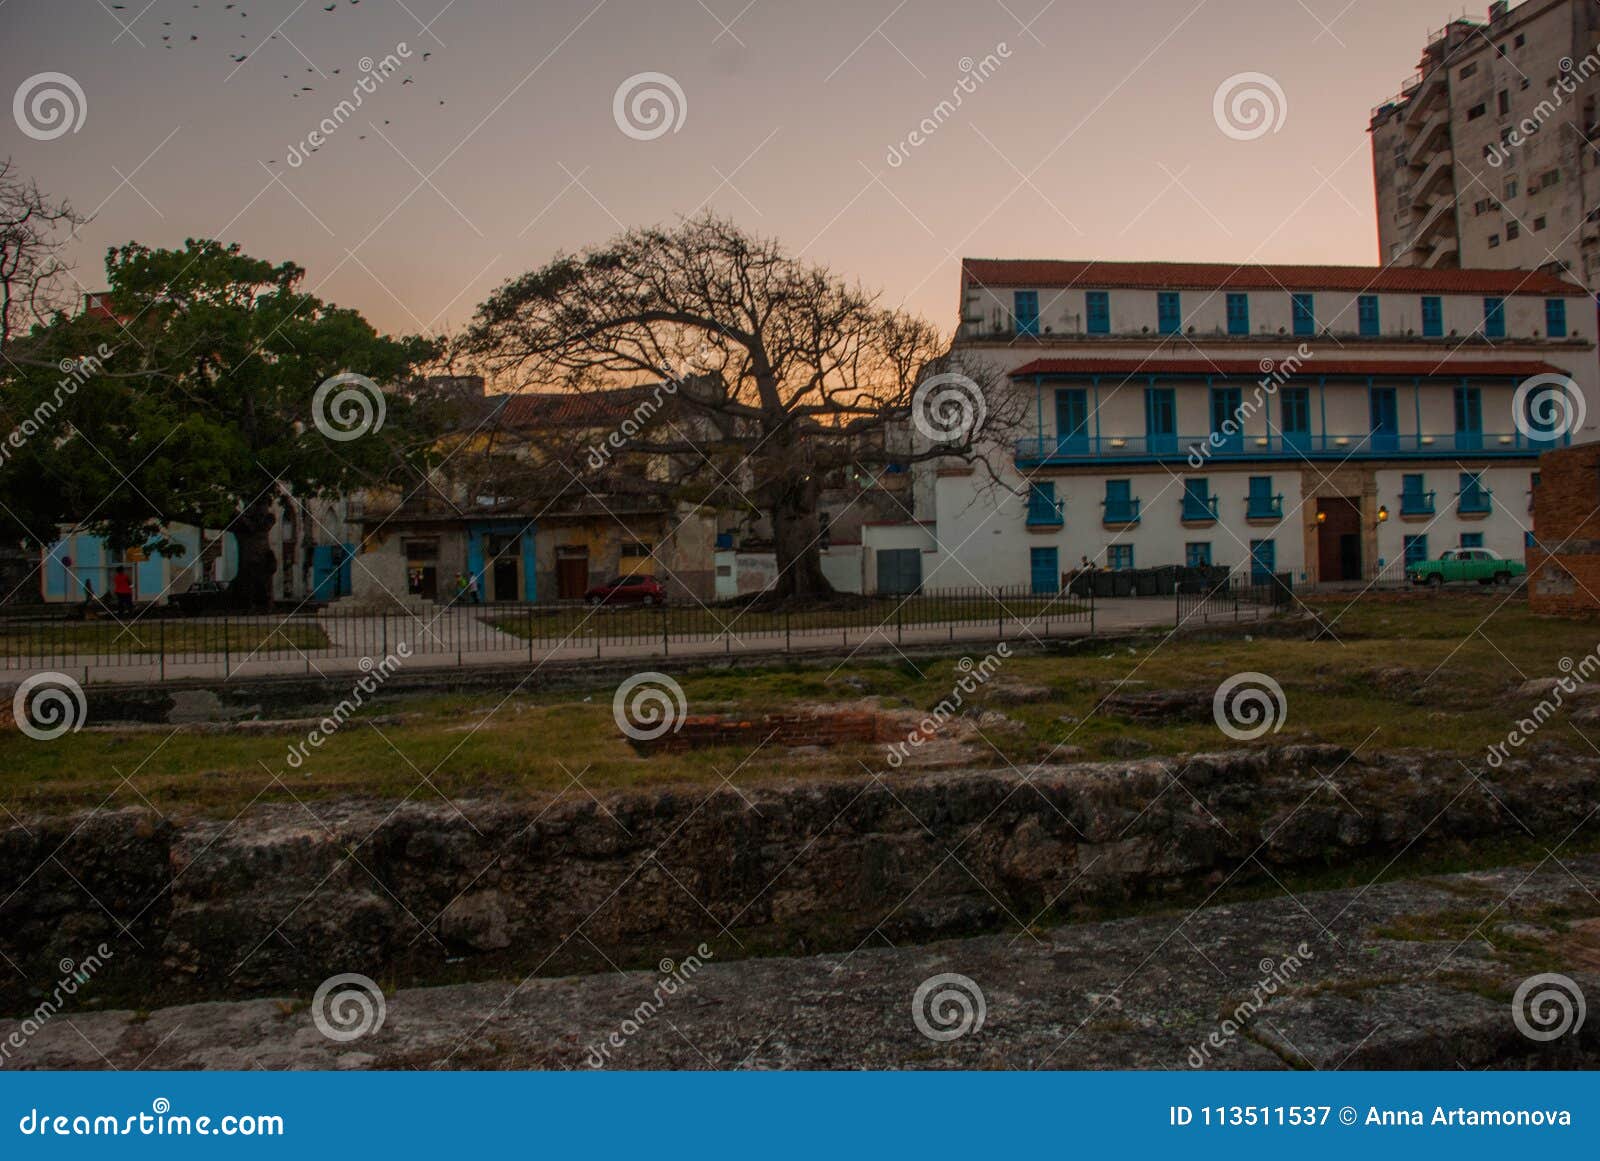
[556,549,589,599]
[1316,497,1362,581]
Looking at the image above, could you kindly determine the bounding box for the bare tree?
[464,214,1017,601]
[0,160,86,356]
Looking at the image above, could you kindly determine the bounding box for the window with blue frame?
[1460,532,1484,548]
[1403,535,1429,567]
[1454,385,1483,450]
[1027,482,1062,526]
[1459,471,1492,513]
[1086,291,1110,335]
[1158,291,1182,335]
[1280,386,1311,449]
[1210,387,1243,452]
[1029,546,1060,594]
[1547,298,1569,338]
[1185,542,1212,567]
[1182,478,1216,522]
[1247,475,1281,519]
[1358,294,1380,337]
[1226,293,1250,336]
[1104,479,1139,524]
[1145,387,1176,453]
[1055,388,1090,452]
[1249,539,1276,584]
[1421,296,1443,338]
[1484,297,1506,339]
[1014,290,1040,337]
[1369,387,1399,451]
[1292,293,1315,337]
[1107,544,1134,570]
[1400,473,1434,515]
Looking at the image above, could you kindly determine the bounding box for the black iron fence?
[0,587,1101,676]
[1175,574,1296,625]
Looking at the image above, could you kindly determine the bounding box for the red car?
[584,575,667,606]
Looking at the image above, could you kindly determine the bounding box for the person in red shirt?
[112,566,133,615]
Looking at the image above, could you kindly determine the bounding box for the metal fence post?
[661,601,669,657]
[1090,585,1096,637]
[529,605,535,663]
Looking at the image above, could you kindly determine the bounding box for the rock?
[1101,688,1212,723]
[987,682,1054,705]
[1519,677,1561,697]
[438,891,511,951]
[1102,736,1153,757]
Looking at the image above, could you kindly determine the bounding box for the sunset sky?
[3,0,1482,343]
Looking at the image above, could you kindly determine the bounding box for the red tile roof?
[963,259,1591,297]
[1010,357,1569,379]
[492,386,670,429]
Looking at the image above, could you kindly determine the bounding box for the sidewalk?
[0,597,1274,687]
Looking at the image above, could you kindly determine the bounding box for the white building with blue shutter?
[906,259,1596,593]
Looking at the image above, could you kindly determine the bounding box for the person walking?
[111,566,134,615]
[466,572,481,604]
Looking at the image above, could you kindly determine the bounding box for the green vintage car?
[1406,547,1526,587]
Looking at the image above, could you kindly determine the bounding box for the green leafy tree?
[0,239,440,606]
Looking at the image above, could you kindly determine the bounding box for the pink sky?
[2,0,1485,340]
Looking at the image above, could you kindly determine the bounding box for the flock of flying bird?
[103,0,443,157]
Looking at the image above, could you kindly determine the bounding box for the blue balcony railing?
[1181,495,1219,522]
[1246,493,1284,520]
[1458,488,1493,514]
[1104,498,1141,525]
[1026,495,1064,526]
[1014,431,1554,465]
[1400,490,1436,516]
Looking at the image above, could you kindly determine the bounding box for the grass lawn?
[0,619,331,659]
[2,590,1591,815]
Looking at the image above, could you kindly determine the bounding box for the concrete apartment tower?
[1370,0,1600,284]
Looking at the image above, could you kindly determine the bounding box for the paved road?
[0,596,1275,687]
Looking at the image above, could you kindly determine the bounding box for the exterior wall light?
[1377,505,1390,523]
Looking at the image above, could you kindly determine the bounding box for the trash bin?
[1093,572,1115,599]
[1112,572,1134,598]
[1135,569,1158,597]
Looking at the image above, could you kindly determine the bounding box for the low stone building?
[1528,442,1600,613]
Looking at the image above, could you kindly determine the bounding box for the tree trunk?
[769,476,834,601]
[232,494,278,610]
